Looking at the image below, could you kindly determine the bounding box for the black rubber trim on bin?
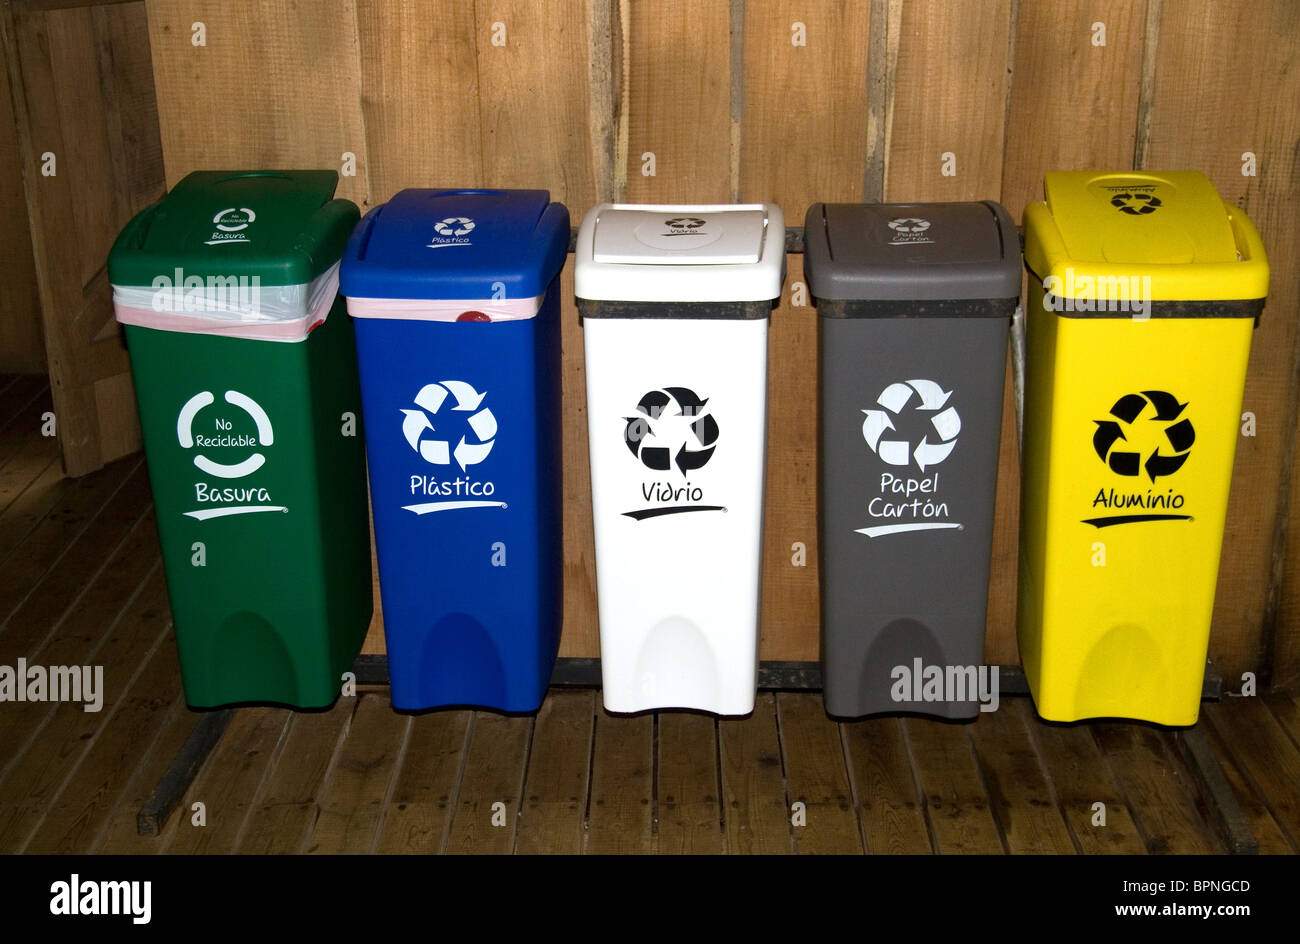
[577,298,776,321]
[816,297,1019,319]
[1027,267,1265,319]
[1038,294,1266,319]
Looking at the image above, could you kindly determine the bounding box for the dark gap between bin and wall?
[349,654,1224,700]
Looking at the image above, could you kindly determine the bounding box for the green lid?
[108,170,359,288]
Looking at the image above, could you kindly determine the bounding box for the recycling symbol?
[625,387,719,476]
[664,217,706,230]
[434,217,476,237]
[1093,390,1194,481]
[400,381,496,472]
[887,217,931,235]
[1111,192,1162,215]
[861,379,961,473]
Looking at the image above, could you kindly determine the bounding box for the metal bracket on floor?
[1174,725,1259,855]
[136,708,233,836]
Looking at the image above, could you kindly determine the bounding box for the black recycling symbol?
[664,217,706,229]
[1111,192,1162,215]
[625,387,719,475]
[1093,390,1195,481]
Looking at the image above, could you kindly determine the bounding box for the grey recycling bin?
[804,201,1021,718]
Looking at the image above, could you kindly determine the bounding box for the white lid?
[575,203,786,302]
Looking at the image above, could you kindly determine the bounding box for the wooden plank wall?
[0,27,44,375]
[126,0,1300,676]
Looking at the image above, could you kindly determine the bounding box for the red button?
[457,310,491,322]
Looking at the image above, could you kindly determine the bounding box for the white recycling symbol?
[861,379,961,473]
[887,217,930,234]
[400,381,496,472]
[434,217,475,237]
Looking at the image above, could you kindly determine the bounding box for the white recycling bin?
[575,204,785,714]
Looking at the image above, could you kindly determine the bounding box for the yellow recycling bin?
[1019,170,1268,725]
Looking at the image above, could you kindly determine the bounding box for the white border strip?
[345,294,543,322]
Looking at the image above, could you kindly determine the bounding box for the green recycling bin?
[108,170,372,708]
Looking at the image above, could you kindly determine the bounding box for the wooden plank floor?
[0,375,1296,855]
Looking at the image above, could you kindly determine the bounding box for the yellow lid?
[1023,170,1268,304]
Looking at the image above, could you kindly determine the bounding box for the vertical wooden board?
[235,698,355,854]
[444,711,532,854]
[1202,698,1300,849]
[1000,0,1147,222]
[0,39,44,375]
[1091,723,1220,853]
[7,8,103,474]
[1237,8,1300,688]
[585,701,653,853]
[39,6,125,288]
[983,372,1020,665]
[93,2,166,218]
[621,0,731,202]
[22,641,184,854]
[559,265,599,656]
[655,711,721,854]
[164,707,292,854]
[881,0,1017,661]
[967,703,1076,853]
[1201,708,1294,854]
[776,693,860,853]
[1282,457,1300,686]
[4,0,159,478]
[583,0,618,204]
[1142,1,1300,681]
[882,0,1012,203]
[739,0,868,211]
[474,0,597,211]
[92,371,142,466]
[360,503,384,653]
[144,1,369,206]
[354,0,480,203]
[515,689,594,854]
[374,708,471,854]
[841,717,930,853]
[1021,708,1147,854]
[904,717,1003,854]
[718,692,791,854]
[306,693,409,853]
[759,257,818,660]
[32,3,149,478]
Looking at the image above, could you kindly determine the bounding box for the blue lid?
[340,189,570,300]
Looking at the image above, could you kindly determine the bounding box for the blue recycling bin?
[340,189,568,711]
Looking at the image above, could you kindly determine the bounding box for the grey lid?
[803,201,1022,309]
